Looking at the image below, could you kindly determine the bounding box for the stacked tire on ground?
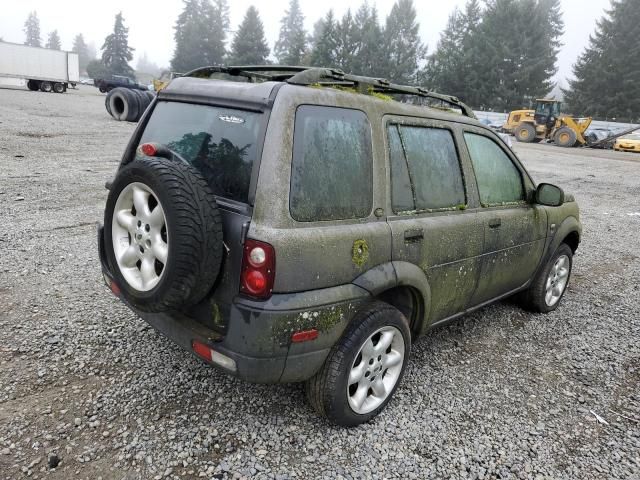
[105,88,155,122]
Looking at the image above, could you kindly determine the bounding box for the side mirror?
[535,183,564,207]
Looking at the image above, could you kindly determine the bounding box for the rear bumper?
[98,226,370,383]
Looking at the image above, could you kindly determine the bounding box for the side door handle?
[488,218,502,229]
[404,228,424,243]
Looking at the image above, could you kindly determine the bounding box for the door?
[385,121,484,324]
[462,132,548,305]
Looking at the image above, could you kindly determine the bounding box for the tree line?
[17,0,640,120]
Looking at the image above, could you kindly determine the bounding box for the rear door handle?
[404,228,424,242]
[488,218,502,229]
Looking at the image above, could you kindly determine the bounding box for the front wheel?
[520,243,573,313]
[305,301,411,427]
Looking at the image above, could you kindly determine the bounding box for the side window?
[290,106,373,222]
[387,124,466,213]
[464,133,524,206]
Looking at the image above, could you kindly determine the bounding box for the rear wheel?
[27,80,40,91]
[555,127,577,147]
[40,81,53,93]
[514,123,536,143]
[305,301,411,427]
[52,82,65,93]
[99,86,106,93]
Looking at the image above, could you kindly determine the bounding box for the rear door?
[385,118,484,324]
[460,129,547,305]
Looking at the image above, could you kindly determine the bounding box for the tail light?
[240,239,275,299]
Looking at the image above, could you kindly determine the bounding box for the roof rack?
[183,65,476,119]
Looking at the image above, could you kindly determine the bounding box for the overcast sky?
[0,0,609,84]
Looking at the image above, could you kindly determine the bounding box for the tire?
[555,126,577,148]
[514,123,536,143]
[99,86,107,93]
[305,301,411,427]
[105,90,114,117]
[104,157,224,312]
[519,243,573,313]
[108,88,139,122]
[27,80,40,91]
[133,89,150,118]
[40,81,53,93]
[52,82,65,93]
[122,88,141,122]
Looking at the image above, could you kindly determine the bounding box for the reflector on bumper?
[191,340,237,372]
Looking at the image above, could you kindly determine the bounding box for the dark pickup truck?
[95,75,148,93]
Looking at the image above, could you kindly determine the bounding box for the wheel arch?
[352,261,431,338]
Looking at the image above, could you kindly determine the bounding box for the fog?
[0,0,610,82]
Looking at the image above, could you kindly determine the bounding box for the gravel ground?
[0,86,639,480]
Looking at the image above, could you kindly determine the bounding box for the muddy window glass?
[464,133,524,206]
[138,101,261,204]
[387,125,414,212]
[290,106,373,222]
[389,125,465,212]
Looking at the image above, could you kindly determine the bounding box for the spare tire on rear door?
[104,156,224,312]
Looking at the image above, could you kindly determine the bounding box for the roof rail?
[182,65,476,119]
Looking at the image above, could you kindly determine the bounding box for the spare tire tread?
[104,157,223,311]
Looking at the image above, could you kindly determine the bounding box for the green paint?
[352,239,369,268]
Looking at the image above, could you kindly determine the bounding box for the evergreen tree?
[564,0,640,121]
[203,0,230,65]
[473,0,564,111]
[46,30,61,50]
[309,10,338,67]
[101,12,135,78]
[334,9,356,72]
[381,0,424,84]
[72,34,90,73]
[229,6,269,65]
[351,3,383,76]
[275,0,307,65]
[423,0,484,106]
[171,0,206,72]
[24,11,41,47]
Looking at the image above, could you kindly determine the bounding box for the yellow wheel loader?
[503,99,592,147]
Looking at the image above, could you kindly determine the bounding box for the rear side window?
[464,133,524,206]
[387,124,466,213]
[290,106,373,222]
[138,101,262,203]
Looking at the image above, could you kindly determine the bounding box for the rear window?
[138,101,262,203]
[290,105,373,222]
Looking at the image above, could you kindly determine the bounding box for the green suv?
[98,66,581,427]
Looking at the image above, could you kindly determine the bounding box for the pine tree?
[101,12,135,78]
[564,0,640,121]
[274,0,307,65]
[334,9,356,72]
[469,0,564,111]
[381,0,424,84]
[423,0,484,106]
[72,34,90,73]
[309,10,338,67]
[351,3,383,76]
[24,11,41,47]
[46,30,61,50]
[171,0,206,72]
[202,0,229,65]
[229,6,269,65]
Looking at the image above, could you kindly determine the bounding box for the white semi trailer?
[0,41,80,93]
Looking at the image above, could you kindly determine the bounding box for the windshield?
[138,101,262,203]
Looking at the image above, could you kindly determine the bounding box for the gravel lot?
[0,86,639,480]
